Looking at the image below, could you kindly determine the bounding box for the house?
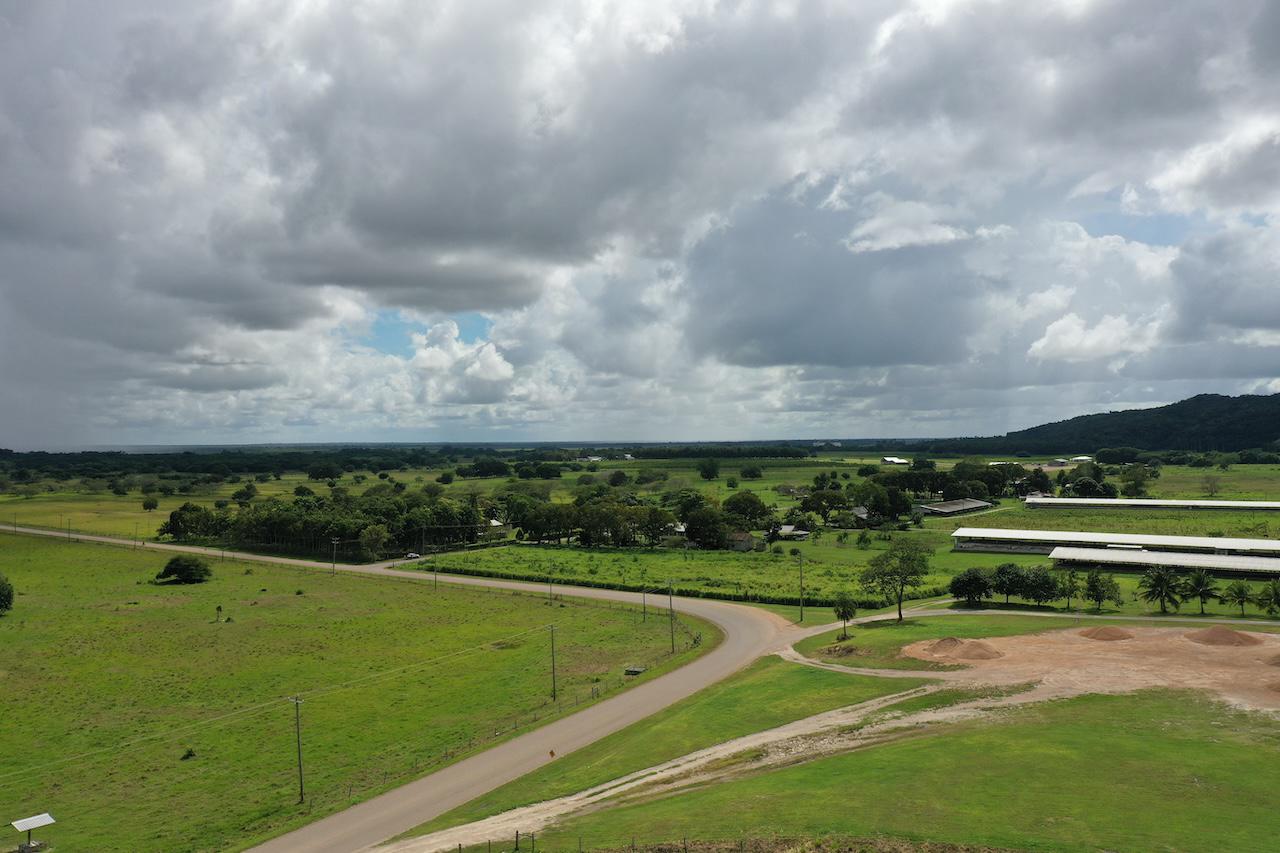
[881,456,910,465]
[777,524,811,541]
[1070,455,1093,463]
[728,530,756,552]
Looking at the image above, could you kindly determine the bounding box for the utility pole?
[642,588,647,622]
[330,537,340,576]
[288,697,305,804]
[668,581,675,654]
[798,552,805,623]
[549,625,558,701]
[133,521,139,550]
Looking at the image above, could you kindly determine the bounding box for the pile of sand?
[1186,625,1263,647]
[1079,626,1134,642]
[924,637,1003,660]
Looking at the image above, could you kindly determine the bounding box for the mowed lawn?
[538,690,1280,852]
[0,535,716,852]
[408,656,929,838]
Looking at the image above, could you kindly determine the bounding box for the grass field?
[535,689,1280,852]
[406,656,930,838]
[0,534,716,852]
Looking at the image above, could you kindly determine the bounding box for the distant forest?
[908,393,1280,455]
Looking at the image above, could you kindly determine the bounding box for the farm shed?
[1026,497,1280,511]
[1050,546,1280,577]
[917,498,993,516]
[951,527,1280,557]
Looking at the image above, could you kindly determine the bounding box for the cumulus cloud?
[2,0,1280,446]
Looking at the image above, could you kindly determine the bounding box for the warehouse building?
[917,498,993,516]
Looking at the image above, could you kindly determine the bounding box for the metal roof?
[1026,497,1280,511]
[1049,546,1280,575]
[920,498,993,514]
[12,814,55,832]
[952,527,1280,554]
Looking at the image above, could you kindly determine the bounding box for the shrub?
[155,556,212,585]
[0,572,13,614]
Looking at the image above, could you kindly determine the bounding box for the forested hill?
[918,394,1280,454]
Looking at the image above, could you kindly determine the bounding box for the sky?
[2,0,1280,448]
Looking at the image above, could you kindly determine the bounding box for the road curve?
[3,525,803,852]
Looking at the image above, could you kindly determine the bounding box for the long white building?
[951,526,1280,557]
[1026,497,1280,511]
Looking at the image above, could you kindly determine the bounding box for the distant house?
[777,524,811,541]
[881,456,910,465]
[623,453,634,460]
[851,505,869,522]
[917,498,993,516]
[1070,455,1093,463]
[728,531,755,552]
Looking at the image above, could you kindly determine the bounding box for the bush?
[155,556,212,585]
[0,572,13,614]
[949,568,992,607]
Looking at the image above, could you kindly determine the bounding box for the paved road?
[3,525,805,853]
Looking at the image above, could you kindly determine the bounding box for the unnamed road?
[3,525,807,853]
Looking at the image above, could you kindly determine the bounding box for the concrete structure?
[1049,546,1280,576]
[1026,496,1280,512]
[918,498,993,516]
[951,526,1280,557]
[881,456,910,465]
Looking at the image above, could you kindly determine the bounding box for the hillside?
[919,393,1280,454]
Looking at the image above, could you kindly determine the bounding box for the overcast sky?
[3,0,1279,448]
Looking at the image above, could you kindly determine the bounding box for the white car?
[405,552,421,559]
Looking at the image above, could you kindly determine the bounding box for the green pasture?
[406,656,929,838]
[537,690,1280,852]
[0,534,715,852]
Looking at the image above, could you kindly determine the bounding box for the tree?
[1200,474,1222,497]
[1256,579,1280,615]
[293,485,314,497]
[232,482,258,505]
[142,496,159,512]
[1137,566,1184,614]
[155,555,212,585]
[1084,570,1123,612]
[0,572,13,615]
[1219,580,1254,616]
[607,470,630,487]
[740,466,764,480]
[1183,569,1219,615]
[1119,465,1150,497]
[991,563,1027,604]
[861,539,931,622]
[1058,568,1081,609]
[359,523,391,559]
[726,476,739,489]
[949,568,992,607]
[684,507,728,549]
[799,489,849,523]
[638,506,676,546]
[722,490,772,527]
[696,458,720,480]
[1021,566,1060,606]
[437,471,455,484]
[832,590,858,640]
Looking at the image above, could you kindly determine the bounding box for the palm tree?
[1183,569,1219,616]
[1219,580,1254,616]
[1256,579,1280,616]
[1136,567,1184,614]
[832,590,858,640]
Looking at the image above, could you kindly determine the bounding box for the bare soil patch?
[902,626,1280,711]
[1186,625,1263,647]
[1079,626,1133,641]
[920,638,1003,661]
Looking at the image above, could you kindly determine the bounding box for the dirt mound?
[1186,626,1263,647]
[925,637,1003,660]
[1267,654,1280,667]
[1079,627,1134,642]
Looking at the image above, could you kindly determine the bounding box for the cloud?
[1028,313,1161,363]
[2,0,1280,446]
